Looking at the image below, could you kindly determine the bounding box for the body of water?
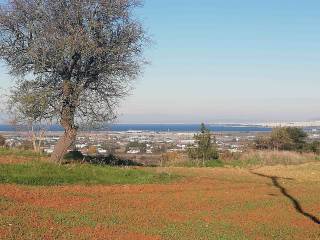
[0,124,272,133]
[107,124,272,132]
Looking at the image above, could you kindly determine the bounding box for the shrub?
[255,127,308,152]
[303,141,320,154]
[161,152,188,166]
[64,151,84,161]
[83,154,143,166]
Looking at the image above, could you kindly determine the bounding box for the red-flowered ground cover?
[0,158,319,240]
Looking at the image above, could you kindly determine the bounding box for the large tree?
[0,0,147,162]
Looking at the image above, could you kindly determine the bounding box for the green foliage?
[84,154,143,166]
[303,141,320,154]
[285,127,308,143]
[204,159,224,168]
[255,127,308,151]
[9,81,52,124]
[188,123,219,166]
[0,161,179,186]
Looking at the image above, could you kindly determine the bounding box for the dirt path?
[0,164,320,240]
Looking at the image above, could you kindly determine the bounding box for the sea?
[0,124,272,133]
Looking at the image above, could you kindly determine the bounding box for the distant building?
[180,140,195,145]
[44,148,54,154]
[76,144,87,149]
[97,148,107,154]
[127,149,140,154]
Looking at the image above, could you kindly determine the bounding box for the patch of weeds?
[151,172,177,183]
[1,204,89,240]
[222,199,277,214]
[53,211,97,227]
[173,159,224,168]
[226,158,261,168]
[0,215,19,226]
[205,160,225,168]
[158,220,248,240]
[103,215,122,227]
[63,192,97,199]
[256,223,298,240]
[0,195,11,204]
[0,196,14,212]
[34,207,96,228]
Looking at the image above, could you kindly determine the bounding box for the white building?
[97,148,107,154]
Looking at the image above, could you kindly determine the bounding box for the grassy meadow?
[0,149,319,240]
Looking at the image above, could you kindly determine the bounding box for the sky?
[1,0,320,123]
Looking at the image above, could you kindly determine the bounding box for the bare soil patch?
[1,164,319,239]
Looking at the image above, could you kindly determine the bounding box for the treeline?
[255,127,320,153]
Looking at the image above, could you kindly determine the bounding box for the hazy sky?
[1,0,320,123]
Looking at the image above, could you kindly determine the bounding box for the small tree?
[0,135,5,147]
[188,123,219,166]
[0,0,147,163]
[270,127,307,151]
[270,127,292,151]
[304,141,320,154]
[285,127,307,150]
[8,81,52,153]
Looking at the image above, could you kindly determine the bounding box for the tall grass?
[160,152,224,168]
[223,150,320,168]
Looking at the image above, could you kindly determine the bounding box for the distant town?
[2,124,320,165]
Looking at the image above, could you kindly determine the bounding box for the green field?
[0,161,177,186]
[0,154,319,240]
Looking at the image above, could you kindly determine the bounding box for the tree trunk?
[50,80,79,163]
[50,126,77,163]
